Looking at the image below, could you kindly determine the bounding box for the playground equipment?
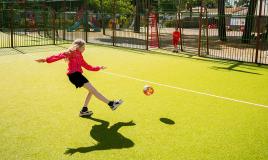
[149,12,159,48]
[67,7,100,32]
[67,17,101,32]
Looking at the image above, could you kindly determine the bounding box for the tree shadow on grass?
[65,116,136,155]
[95,36,146,44]
[210,61,262,75]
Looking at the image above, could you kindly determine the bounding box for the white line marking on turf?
[102,71,268,109]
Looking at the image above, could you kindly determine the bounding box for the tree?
[87,0,133,34]
[186,1,193,19]
[242,0,257,43]
[206,0,217,8]
[87,0,133,15]
[88,0,101,12]
[218,0,226,41]
[134,0,140,33]
[158,0,178,12]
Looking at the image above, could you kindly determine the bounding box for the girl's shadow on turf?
[65,116,136,155]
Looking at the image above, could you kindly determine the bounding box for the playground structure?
[67,6,101,32]
[0,0,267,64]
[149,12,159,48]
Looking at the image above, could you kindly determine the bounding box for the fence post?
[198,0,203,56]
[53,9,56,45]
[85,7,88,43]
[63,0,66,40]
[101,0,105,35]
[146,8,149,50]
[24,2,26,35]
[255,0,263,63]
[10,7,14,48]
[112,0,115,46]
[156,13,160,48]
[205,7,209,55]
[178,11,183,51]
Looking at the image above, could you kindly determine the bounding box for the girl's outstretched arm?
[45,53,68,63]
[35,53,68,63]
[35,58,46,63]
[81,58,106,71]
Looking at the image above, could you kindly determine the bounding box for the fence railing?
[0,5,267,64]
[0,9,147,49]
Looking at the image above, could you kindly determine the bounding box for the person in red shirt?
[172,28,181,53]
[35,39,123,117]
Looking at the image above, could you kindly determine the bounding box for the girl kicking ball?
[35,39,123,117]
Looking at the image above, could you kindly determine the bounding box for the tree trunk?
[186,2,192,19]
[101,0,105,35]
[134,0,140,33]
[242,0,257,43]
[218,0,226,41]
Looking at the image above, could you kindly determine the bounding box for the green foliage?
[163,20,177,27]
[158,0,178,12]
[88,0,101,12]
[234,0,250,7]
[87,0,134,15]
[179,0,217,10]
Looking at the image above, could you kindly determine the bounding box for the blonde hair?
[66,39,86,54]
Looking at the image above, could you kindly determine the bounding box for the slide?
[67,21,80,32]
[130,19,135,28]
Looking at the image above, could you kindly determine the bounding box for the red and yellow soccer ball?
[143,85,154,96]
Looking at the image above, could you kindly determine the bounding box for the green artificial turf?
[0,44,268,160]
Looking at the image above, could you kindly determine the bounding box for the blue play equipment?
[67,17,100,32]
[67,21,81,32]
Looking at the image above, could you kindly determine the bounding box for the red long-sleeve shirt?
[45,50,101,74]
[173,31,181,41]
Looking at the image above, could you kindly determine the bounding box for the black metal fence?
[200,1,268,64]
[0,9,147,49]
[0,0,267,64]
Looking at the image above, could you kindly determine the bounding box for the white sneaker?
[110,100,123,111]
[79,110,93,117]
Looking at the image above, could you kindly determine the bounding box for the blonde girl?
[36,39,123,116]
